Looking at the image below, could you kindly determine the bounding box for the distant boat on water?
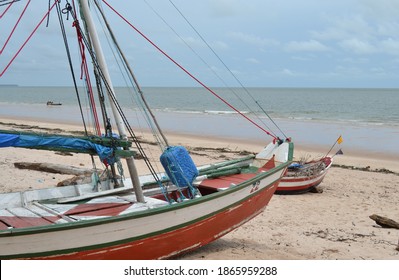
[46,101,62,106]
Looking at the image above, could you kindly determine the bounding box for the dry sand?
[1,118,398,260]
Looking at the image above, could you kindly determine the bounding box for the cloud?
[178,36,202,47]
[284,40,329,52]
[281,68,295,76]
[370,67,388,76]
[228,32,279,47]
[376,21,399,38]
[341,57,369,64]
[209,0,241,17]
[212,40,229,50]
[4,0,399,87]
[291,55,314,61]
[361,0,399,20]
[338,38,376,54]
[379,38,399,55]
[246,58,260,64]
[311,15,373,41]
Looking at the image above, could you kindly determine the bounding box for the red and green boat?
[0,0,294,260]
[0,141,293,260]
[276,156,332,194]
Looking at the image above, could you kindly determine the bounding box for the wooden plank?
[26,204,72,224]
[224,173,257,182]
[57,185,134,204]
[198,173,257,190]
[0,209,55,229]
[64,203,132,217]
[32,202,77,222]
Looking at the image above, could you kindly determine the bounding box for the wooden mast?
[80,0,144,202]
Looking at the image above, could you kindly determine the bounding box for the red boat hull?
[36,182,278,260]
[276,174,326,194]
[276,157,332,195]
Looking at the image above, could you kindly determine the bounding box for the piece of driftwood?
[57,175,92,186]
[14,162,93,176]
[56,171,120,187]
[369,214,399,229]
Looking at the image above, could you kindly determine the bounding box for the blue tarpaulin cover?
[288,162,303,169]
[0,133,114,162]
[160,145,198,188]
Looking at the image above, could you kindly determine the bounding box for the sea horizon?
[0,86,398,158]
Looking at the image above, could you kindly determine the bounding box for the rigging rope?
[72,17,102,135]
[0,0,20,9]
[67,6,164,185]
[146,0,278,139]
[101,0,277,140]
[168,0,288,140]
[63,1,107,138]
[55,1,89,135]
[0,0,57,77]
[94,0,169,150]
[0,0,16,17]
[144,0,271,138]
[0,0,31,56]
[77,0,111,138]
[56,0,102,173]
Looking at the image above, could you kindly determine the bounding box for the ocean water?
[0,86,398,157]
[0,86,398,126]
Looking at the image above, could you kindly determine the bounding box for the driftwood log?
[14,162,94,176]
[56,174,93,186]
[369,214,399,229]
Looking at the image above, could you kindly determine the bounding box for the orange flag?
[337,135,343,144]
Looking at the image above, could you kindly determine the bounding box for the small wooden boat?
[276,157,332,194]
[46,101,62,106]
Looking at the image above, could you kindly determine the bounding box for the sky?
[1,0,399,88]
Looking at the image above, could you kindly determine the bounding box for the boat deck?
[0,194,168,230]
[0,156,278,231]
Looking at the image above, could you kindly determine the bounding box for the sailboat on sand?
[276,136,342,194]
[276,156,333,194]
[0,0,293,259]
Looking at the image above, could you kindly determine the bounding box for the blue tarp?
[288,162,303,169]
[160,145,198,188]
[0,134,19,147]
[0,133,114,163]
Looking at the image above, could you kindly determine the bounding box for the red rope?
[0,0,31,55]
[0,1,57,77]
[101,0,276,140]
[72,19,102,136]
[0,0,16,19]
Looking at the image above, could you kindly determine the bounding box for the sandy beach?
[0,117,398,260]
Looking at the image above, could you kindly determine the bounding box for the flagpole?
[324,135,343,158]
